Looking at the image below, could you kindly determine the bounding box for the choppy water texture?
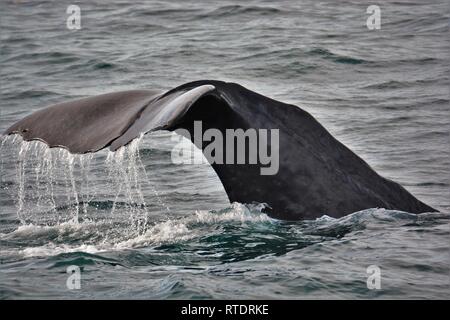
[0,0,449,299]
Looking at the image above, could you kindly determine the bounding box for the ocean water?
[0,0,449,299]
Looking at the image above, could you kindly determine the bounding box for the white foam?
[115,219,192,248]
[1,220,93,240]
[115,202,274,248]
[193,202,273,224]
[3,202,273,257]
[21,243,102,258]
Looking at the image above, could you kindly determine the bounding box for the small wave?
[362,78,441,90]
[133,8,198,17]
[0,220,124,258]
[369,57,439,68]
[308,48,366,65]
[93,62,115,70]
[21,243,102,258]
[0,219,114,244]
[2,89,62,100]
[2,51,81,64]
[415,182,449,187]
[363,80,410,90]
[1,221,80,239]
[66,58,120,72]
[383,14,448,33]
[115,219,192,249]
[307,208,450,233]
[204,5,282,18]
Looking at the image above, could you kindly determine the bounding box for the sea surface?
[0,0,449,299]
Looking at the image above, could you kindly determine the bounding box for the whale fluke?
[4,80,436,220]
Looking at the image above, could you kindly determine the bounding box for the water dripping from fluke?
[0,134,170,238]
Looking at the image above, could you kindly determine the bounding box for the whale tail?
[4,80,436,220]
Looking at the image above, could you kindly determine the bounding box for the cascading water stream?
[0,134,171,238]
